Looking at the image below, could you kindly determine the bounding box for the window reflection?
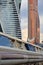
[0,35,11,47]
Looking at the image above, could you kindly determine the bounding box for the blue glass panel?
[25,44,35,51]
[0,35,11,47]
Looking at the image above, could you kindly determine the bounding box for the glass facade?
[0,0,21,39]
[0,35,11,46]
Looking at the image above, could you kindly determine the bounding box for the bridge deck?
[0,32,43,64]
[0,46,43,64]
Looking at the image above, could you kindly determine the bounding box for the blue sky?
[21,0,43,42]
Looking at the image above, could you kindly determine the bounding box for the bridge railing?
[0,32,43,52]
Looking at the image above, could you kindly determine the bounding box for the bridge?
[0,32,43,65]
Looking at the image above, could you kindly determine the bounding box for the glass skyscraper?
[0,0,21,39]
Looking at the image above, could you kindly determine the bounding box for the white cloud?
[39,16,43,25]
[39,16,43,33]
[22,28,28,41]
[21,0,28,10]
[20,0,28,18]
[40,33,43,42]
[21,18,28,41]
[21,0,28,41]
[40,16,43,42]
[21,18,28,29]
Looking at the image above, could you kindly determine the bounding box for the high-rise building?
[0,0,21,39]
[28,0,40,43]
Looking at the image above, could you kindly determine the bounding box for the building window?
[19,3,21,9]
[0,24,3,32]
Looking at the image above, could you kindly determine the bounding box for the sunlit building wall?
[28,0,40,43]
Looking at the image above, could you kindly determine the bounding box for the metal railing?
[0,32,43,52]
